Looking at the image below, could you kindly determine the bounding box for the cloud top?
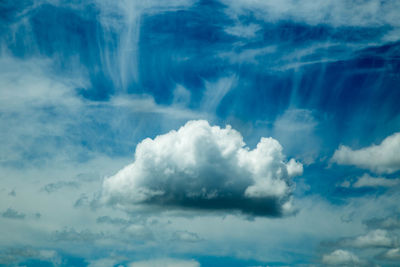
[102,120,302,216]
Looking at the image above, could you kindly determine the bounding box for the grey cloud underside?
[138,194,285,216]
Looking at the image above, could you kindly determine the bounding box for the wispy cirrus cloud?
[221,0,400,28]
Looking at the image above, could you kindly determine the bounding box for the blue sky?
[1,0,400,266]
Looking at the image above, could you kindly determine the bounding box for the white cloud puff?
[348,229,395,248]
[102,120,302,216]
[353,174,400,188]
[322,249,360,265]
[332,132,400,174]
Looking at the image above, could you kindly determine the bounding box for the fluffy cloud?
[322,249,361,266]
[339,173,400,188]
[102,120,302,216]
[383,248,400,260]
[353,174,400,188]
[332,132,400,174]
[347,229,395,248]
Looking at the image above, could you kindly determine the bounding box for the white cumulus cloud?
[322,249,361,265]
[332,132,400,174]
[348,229,395,248]
[102,120,302,216]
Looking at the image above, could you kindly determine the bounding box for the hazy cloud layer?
[365,216,400,230]
[102,120,302,216]
[129,258,200,267]
[0,247,60,266]
[332,132,400,174]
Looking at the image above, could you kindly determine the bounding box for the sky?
[1,0,400,266]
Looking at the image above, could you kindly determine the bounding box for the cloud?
[102,120,302,216]
[122,224,154,240]
[42,181,80,193]
[0,55,207,170]
[201,76,237,112]
[221,0,400,29]
[87,258,119,267]
[0,247,60,266]
[96,216,130,225]
[353,174,400,188]
[273,109,319,164]
[365,216,400,230]
[345,229,395,248]
[172,231,202,243]
[93,0,199,90]
[128,258,200,267]
[382,248,400,261]
[322,249,361,266]
[332,132,400,174]
[339,173,400,188]
[224,23,261,38]
[1,208,25,219]
[52,228,104,242]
